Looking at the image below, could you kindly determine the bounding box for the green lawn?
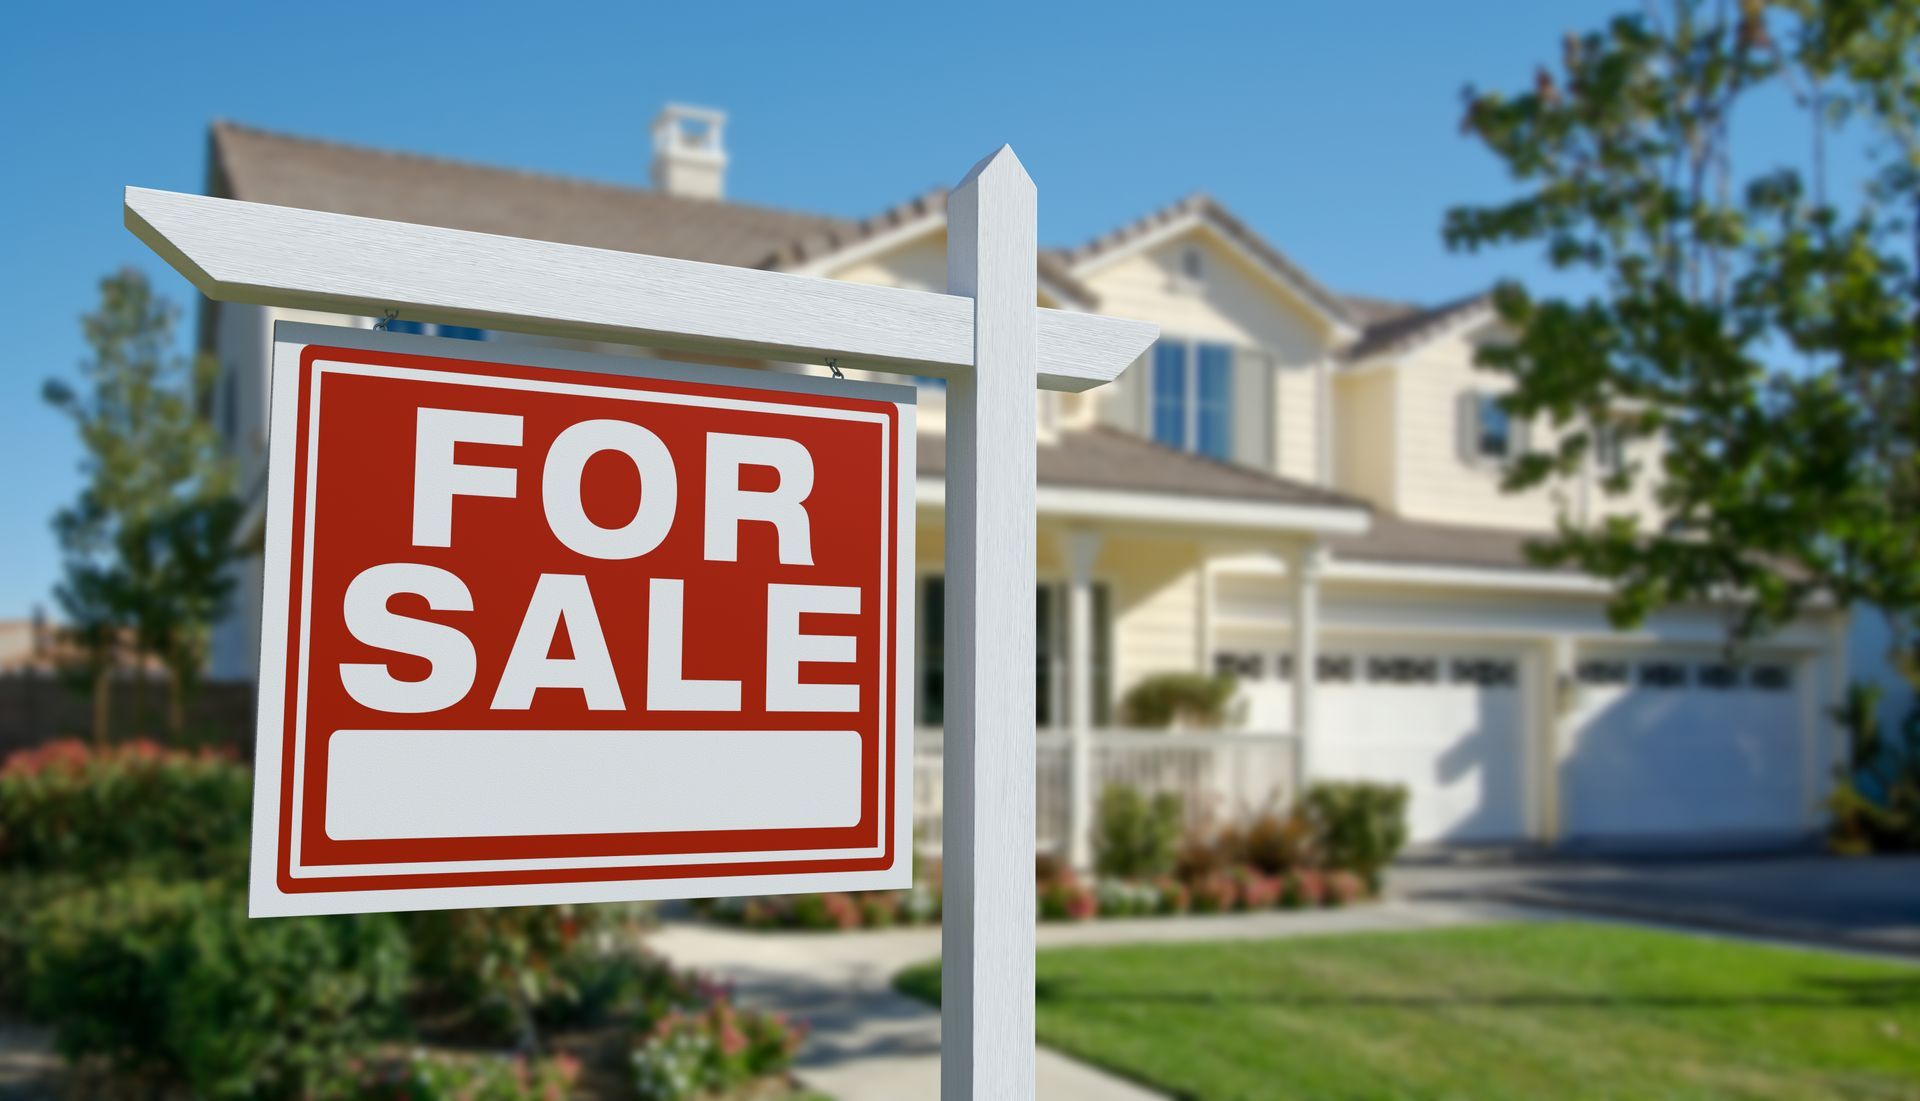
[895,923,1920,1101]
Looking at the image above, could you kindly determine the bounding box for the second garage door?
[1560,648,1810,843]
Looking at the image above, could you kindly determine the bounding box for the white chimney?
[650,104,728,200]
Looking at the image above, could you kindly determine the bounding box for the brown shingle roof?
[1327,510,1564,572]
[208,121,860,269]
[918,425,1368,511]
[1341,291,1493,362]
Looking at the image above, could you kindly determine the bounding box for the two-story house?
[198,108,1851,849]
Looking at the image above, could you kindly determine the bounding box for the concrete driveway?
[1392,852,1920,956]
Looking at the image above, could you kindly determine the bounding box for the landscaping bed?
[0,739,819,1101]
[896,922,1920,1101]
[697,780,1405,931]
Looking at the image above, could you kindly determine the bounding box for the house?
[197,107,1851,850]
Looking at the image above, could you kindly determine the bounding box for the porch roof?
[916,425,1371,536]
[1326,509,1561,572]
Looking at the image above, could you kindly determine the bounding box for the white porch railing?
[913,729,1301,857]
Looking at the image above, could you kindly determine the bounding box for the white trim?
[126,186,1155,393]
[914,479,1369,536]
[785,207,1087,310]
[1322,558,1612,594]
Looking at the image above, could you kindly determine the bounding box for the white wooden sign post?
[128,146,1155,1100]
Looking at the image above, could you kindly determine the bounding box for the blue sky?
[0,0,1828,619]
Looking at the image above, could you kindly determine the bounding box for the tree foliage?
[1446,0,1920,668]
[45,269,240,740]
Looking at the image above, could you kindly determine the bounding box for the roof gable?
[1058,194,1358,335]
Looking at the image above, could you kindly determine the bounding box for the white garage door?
[1561,650,1808,842]
[1227,641,1531,844]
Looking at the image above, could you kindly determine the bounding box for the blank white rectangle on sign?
[325,730,862,840]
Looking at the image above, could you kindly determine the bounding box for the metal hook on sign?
[825,357,845,380]
[374,308,399,331]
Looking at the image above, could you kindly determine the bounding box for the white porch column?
[1287,540,1325,784]
[1065,529,1103,872]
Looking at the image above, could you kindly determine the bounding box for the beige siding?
[1391,326,1563,531]
[1106,537,1207,696]
[1274,365,1320,482]
[1332,367,1397,508]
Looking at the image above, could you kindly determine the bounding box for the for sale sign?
[250,324,915,916]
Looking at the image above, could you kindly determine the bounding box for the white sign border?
[250,322,917,916]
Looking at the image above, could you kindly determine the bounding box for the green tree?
[1447,0,1920,845]
[45,268,239,742]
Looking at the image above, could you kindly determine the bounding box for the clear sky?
[0,0,1820,619]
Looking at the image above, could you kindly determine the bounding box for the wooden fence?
[0,674,255,760]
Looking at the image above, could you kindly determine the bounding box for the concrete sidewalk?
[650,899,1538,1101]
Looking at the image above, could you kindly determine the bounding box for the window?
[1149,339,1234,461]
[1151,342,1187,448]
[1639,661,1688,688]
[1594,423,1625,476]
[1476,395,1512,458]
[1697,663,1739,690]
[1577,660,1630,686]
[1451,658,1518,687]
[1214,652,1264,680]
[1316,655,1355,683]
[1752,664,1794,692]
[1181,247,1205,283]
[919,575,1110,728]
[1367,655,1440,685]
[383,319,489,341]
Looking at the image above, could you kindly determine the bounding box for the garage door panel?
[1224,636,1530,845]
[1564,653,1806,840]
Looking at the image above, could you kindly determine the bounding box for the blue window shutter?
[1151,341,1189,448]
[1196,343,1234,460]
[436,324,488,341]
[386,319,430,336]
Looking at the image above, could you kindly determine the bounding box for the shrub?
[403,902,650,1046]
[860,892,902,929]
[1325,869,1367,907]
[789,892,862,930]
[1092,785,1184,879]
[1233,868,1282,910]
[1153,876,1191,915]
[25,875,408,1100]
[1119,672,1237,728]
[1189,873,1237,914]
[346,1051,582,1101]
[1174,828,1236,885]
[1283,869,1326,908]
[630,999,804,1101]
[0,739,250,877]
[1305,781,1409,890]
[1038,872,1097,921]
[1241,808,1319,876]
[1827,682,1920,854]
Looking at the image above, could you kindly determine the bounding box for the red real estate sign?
[249,324,915,916]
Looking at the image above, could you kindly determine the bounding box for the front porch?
[911,424,1372,865]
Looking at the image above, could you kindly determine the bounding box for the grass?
[894,923,1920,1101]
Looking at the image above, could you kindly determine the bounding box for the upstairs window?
[1150,339,1234,461]
[383,320,489,341]
[1477,395,1512,457]
[1459,391,1523,464]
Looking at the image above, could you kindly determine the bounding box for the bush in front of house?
[345,1051,583,1101]
[0,738,251,877]
[1092,783,1184,879]
[24,874,410,1101]
[630,998,806,1101]
[1304,780,1411,890]
[403,901,653,1046]
[1119,672,1237,728]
